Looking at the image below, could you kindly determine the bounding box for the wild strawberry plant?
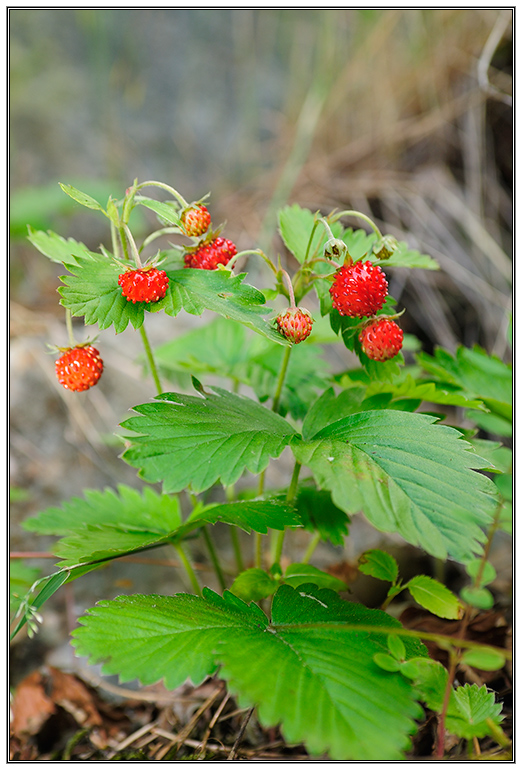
[12,180,512,759]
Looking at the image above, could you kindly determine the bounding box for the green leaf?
[10,561,41,617]
[283,563,347,591]
[27,227,92,266]
[387,633,406,661]
[446,684,503,739]
[366,375,488,412]
[465,559,497,588]
[358,549,399,583]
[23,485,182,536]
[72,584,427,760]
[185,499,301,535]
[460,648,506,672]
[460,586,494,610]
[230,568,279,602]
[59,182,107,213]
[121,386,297,493]
[405,575,462,619]
[59,252,283,341]
[372,240,439,271]
[374,653,401,672]
[294,486,350,546]
[278,204,343,265]
[292,410,499,563]
[135,195,181,225]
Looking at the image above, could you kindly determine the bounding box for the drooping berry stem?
[330,209,384,239]
[226,249,278,275]
[65,309,76,348]
[136,180,189,209]
[271,344,292,414]
[123,224,143,269]
[280,268,297,308]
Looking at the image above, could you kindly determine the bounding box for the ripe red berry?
[118,267,169,303]
[359,318,403,361]
[184,237,237,270]
[276,307,313,344]
[55,346,104,392]
[330,260,388,317]
[180,205,211,237]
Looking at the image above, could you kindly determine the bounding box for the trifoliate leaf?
[72,584,427,760]
[446,683,503,739]
[230,568,279,602]
[359,549,399,584]
[121,386,298,493]
[406,575,462,619]
[292,410,499,563]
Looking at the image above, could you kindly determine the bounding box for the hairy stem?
[271,345,292,414]
[330,209,383,239]
[65,309,76,347]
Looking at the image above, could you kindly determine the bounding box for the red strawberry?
[55,345,104,392]
[359,318,403,361]
[276,307,313,344]
[118,267,169,303]
[180,205,211,237]
[330,260,388,317]
[184,237,237,270]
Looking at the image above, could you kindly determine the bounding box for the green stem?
[226,249,278,274]
[136,180,189,208]
[230,528,244,573]
[173,542,202,595]
[202,526,226,591]
[330,210,383,239]
[123,224,143,268]
[139,325,163,394]
[302,532,321,564]
[271,461,301,565]
[272,345,292,414]
[65,309,76,347]
[140,227,182,253]
[254,533,263,570]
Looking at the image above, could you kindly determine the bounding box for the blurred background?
[10,8,512,675]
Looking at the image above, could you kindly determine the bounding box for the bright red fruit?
[55,346,104,392]
[276,307,313,344]
[180,205,211,237]
[118,267,169,303]
[330,260,388,317]
[184,237,237,270]
[359,318,403,361]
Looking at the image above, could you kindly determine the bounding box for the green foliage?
[359,549,399,583]
[293,409,498,563]
[10,561,40,617]
[121,385,298,493]
[405,575,462,620]
[27,227,92,266]
[72,584,427,760]
[294,486,350,546]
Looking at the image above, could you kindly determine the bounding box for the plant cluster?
[11,179,512,760]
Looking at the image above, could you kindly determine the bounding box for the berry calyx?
[118,267,169,303]
[359,318,403,361]
[330,260,388,317]
[55,345,104,392]
[180,205,211,237]
[276,307,313,344]
[184,237,237,270]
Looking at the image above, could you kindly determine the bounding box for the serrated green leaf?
[59,182,107,212]
[72,584,427,760]
[278,204,343,265]
[372,240,439,271]
[406,575,462,619]
[446,684,503,739]
[366,375,488,412]
[358,549,399,583]
[294,486,350,546]
[121,386,297,493]
[185,500,301,535]
[292,410,499,563]
[54,524,168,568]
[27,227,92,266]
[23,485,182,536]
[230,568,279,602]
[460,648,506,671]
[283,563,347,591]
